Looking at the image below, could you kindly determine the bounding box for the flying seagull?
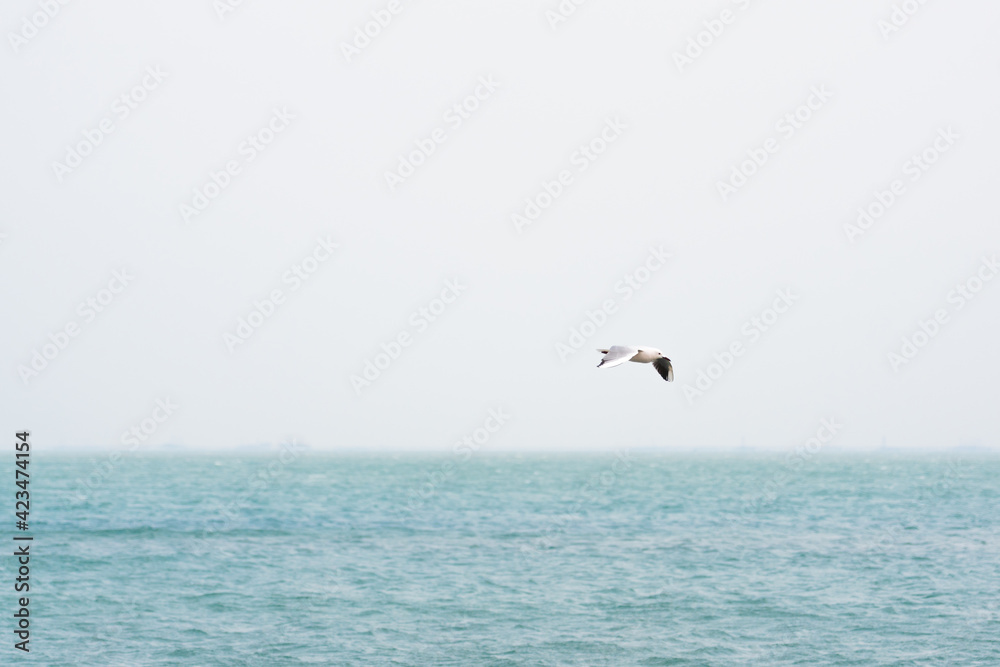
[596,346,673,382]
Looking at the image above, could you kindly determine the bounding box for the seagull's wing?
[597,346,638,369]
[653,357,674,382]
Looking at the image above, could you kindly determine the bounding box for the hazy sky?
[2,0,998,452]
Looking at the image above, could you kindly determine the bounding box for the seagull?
[596,346,673,382]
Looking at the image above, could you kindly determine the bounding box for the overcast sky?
[2,0,998,452]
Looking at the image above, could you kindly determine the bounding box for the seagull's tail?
[597,349,609,354]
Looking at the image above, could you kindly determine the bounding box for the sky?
[2,0,999,453]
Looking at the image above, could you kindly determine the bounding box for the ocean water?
[19,452,1000,665]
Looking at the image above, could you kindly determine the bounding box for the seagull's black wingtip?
[654,357,674,382]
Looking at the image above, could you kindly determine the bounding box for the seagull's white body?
[596,345,674,382]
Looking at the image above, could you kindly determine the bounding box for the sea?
[14,452,1000,665]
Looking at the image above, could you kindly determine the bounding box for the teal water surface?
[14,453,1000,665]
